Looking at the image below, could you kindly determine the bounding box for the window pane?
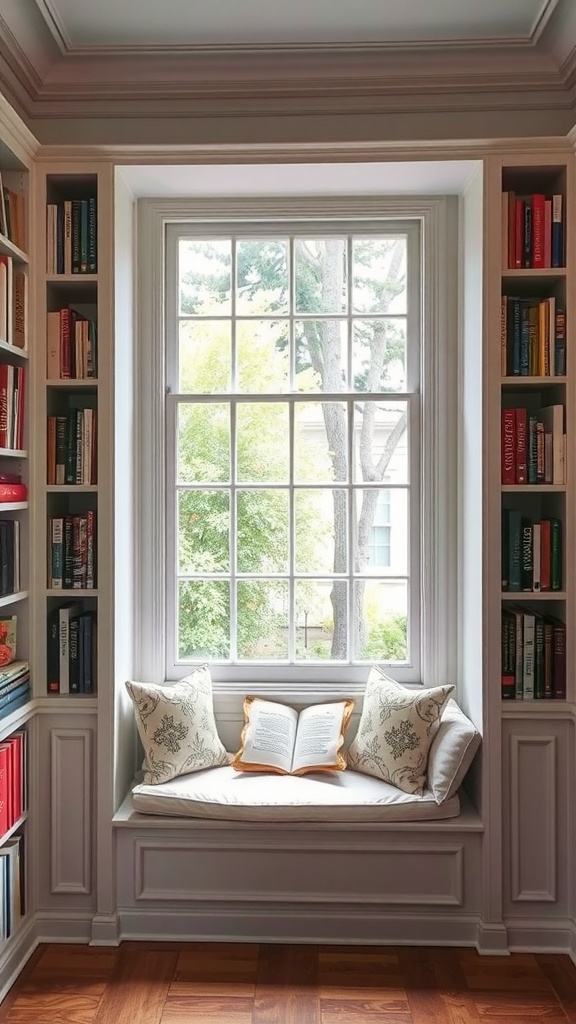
[353,400,408,485]
[354,580,408,662]
[178,490,229,573]
[295,239,347,314]
[179,239,231,316]
[178,403,230,484]
[354,487,407,575]
[236,403,289,482]
[295,320,347,391]
[237,490,288,573]
[178,580,230,659]
[352,318,407,392]
[237,320,290,393]
[294,488,347,573]
[352,237,407,315]
[236,239,289,315]
[237,580,289,660]
[294,401,348,483]
[179,321,231,393]
[295,579,343,660]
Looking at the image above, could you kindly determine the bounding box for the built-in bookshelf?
[43,173,98,697]
[0,121,34,977]
[499,162,571,703]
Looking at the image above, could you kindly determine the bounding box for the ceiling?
[1,0,576,145]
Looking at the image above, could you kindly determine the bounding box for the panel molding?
[50,729,93,894]
[510,734,557,902]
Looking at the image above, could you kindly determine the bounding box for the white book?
[537,404,565,484]
[522,611,536,699]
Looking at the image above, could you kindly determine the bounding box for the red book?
[16,366,25,451]
[0,483,26,502]
[59,308,72,379]
[501,408,516,483]
[7,734,22,824]
[0,745,9,837]
[531,193,546,269]
[544,199,552,268]
[0,363,8,449]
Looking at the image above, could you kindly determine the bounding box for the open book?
[231,696,355,776]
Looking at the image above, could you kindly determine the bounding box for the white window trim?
[135,195,458,699]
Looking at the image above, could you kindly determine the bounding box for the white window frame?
[135,195,458,699]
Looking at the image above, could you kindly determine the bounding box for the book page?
[292,701,347,772]
[240,698,298,771]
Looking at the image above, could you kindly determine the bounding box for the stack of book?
[502,609,566,699]
[48,512,96,590]
[46,306,97,379]
[46,408,97,486]
[502,512,562,593]
[47,606,96,694]
[501,405,565,485]
[46,197,97,275]
[502,191,564,269]
[501,296,565,377]
[0,664,29,723]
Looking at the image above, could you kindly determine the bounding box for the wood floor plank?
[91,948,179,1024]
[320,997,412,1023]
[398,947,453,1024]
[536,955,576,1023]
[252,943,320,1024]
[161,995,254,1023]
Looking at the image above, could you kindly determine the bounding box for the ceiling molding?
[34,0,559,57]
[0,0,573,131]
[34,136,574,166]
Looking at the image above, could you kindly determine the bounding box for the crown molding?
[34,135,574,166]
[35,0,559,56]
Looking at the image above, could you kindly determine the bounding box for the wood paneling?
[0,943,575,1023]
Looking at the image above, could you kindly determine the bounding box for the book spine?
[507,510,522,592]
[521,520,533,591]
[501,408,516,483]
[534,615,545,698]
[553,621,566,698]
[50,517,63,589]
[515,407,527,483]
[550,518,562,590]
[554,309,566,376]
[47,609,59,693]
[551,194,564,267]
[88,197,97,273]
[522,612,535,699]
[501,611,516,699]
[531,194,546,268]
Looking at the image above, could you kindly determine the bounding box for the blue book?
[507,509,523,592]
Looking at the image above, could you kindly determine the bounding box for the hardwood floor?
[0,942,575,1023]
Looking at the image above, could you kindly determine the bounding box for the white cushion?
[347,669,454,795]
[125,666,229,785]
[131,764,460,822]
[426,698,481,803]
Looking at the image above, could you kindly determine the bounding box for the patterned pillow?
[125,666,229,785]
[347,669,454,795]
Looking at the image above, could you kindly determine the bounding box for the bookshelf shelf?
[501,591,566,601]
[46,589,98,598]
[0,237,27,264]
[502,268,567,279]
[46,485,97,493]
[501,484,566,493]
[0,449,26,459]
[0,341,27,361]
[502,376,567,385]
[0,592,28,608]
[46,379,98,388]
[0,503,27,511]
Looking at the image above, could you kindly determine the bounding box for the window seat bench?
[112,773,484,947]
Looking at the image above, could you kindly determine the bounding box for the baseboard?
[506,918,576,956]
[475,921,510,955]
[90,913,121,946]
[117,903,482,946]
[34,910,94,943]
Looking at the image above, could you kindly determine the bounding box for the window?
[137,195,457,690]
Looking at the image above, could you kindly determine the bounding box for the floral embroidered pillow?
[126,666,229,785]
[347,669,454,795]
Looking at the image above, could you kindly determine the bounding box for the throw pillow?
[426,698,481,803]
[347,668,454,795]
[125,665,229,785]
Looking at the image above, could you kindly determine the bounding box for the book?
[0,616,16,666]
[58,602,82,695]
[231,697,355,776]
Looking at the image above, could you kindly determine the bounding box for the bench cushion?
[131,764,461,822]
